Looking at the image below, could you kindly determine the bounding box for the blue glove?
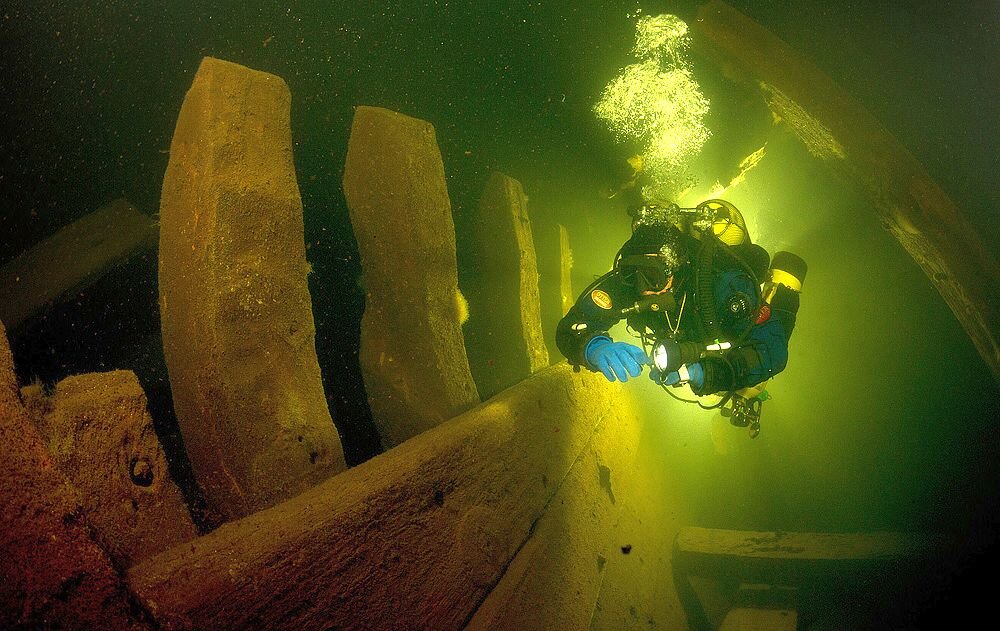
[686,362,705,389]
[585,336,648,383]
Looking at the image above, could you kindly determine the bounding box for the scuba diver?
[555,199,806,437]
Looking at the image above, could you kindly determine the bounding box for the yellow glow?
[594,14,710,201]
[760,82,846,160]
[454,288,470,326]
[735,144,767,181]
[679,144,768,206]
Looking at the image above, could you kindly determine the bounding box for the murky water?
[2,2,996,626]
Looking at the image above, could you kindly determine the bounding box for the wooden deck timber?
[672,527,953,630]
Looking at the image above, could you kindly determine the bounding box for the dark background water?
[1,1,997,624]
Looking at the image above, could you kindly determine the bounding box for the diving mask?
[619,254,673,293]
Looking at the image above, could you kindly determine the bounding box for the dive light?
[651,339,732,375]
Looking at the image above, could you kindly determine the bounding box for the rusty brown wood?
[1,323,149,629]
[343,105,480,448]
[26,370,199,568]
[158,56,346,522]
[127,363,624,631]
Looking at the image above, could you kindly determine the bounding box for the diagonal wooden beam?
[691,0,1000,382]
[126,363,630,630]
[0,198,157,332]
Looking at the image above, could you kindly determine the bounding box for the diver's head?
[617,223,688,294]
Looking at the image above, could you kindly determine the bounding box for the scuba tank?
[761,250,807,338]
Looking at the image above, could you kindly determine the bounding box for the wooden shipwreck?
[1,2,992,624]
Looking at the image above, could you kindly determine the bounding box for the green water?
[2,1,997,625]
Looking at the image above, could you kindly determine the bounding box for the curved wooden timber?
[691,0,1000,382]
[158,57,347,522]
[126,363,650,630]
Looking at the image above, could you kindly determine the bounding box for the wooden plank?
[673,528,953,629]
[559,224,573,317]
[0,198,156,331]
[674,527,949,585]
[532,219,564,365]
[126,363,624,631]
[465,386,640,630]
[464,171,549,400]
[158,56,346,522]
[343,105,480,448]
[692,0,1000,382]
[672,528,950,630]
[719,607,796,631]
[675,527,949,563]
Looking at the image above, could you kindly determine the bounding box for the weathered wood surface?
[717,583,797,630]
[535,221,574,366]
[24,370,198,568]
[466,380,639,630]
[0,323,148,630]
[158,56,346,522]
[465,171,549,400]
[534,220,561,365]
[589,407,689,631]
[677,527,947,562]
[691,0,1000,382]
[559,223,574,317]
[674,527,952,630]
[343,105,479,448]
[126,363,622,631]
[674,527,949,585]
[0,198,157,331]
[719,607,796,631]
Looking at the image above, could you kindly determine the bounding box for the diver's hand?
[585,336,648,382]
[648,367,671,385]
[650,362,705,389]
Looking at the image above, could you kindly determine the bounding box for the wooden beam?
[126,364,625,630]
[158,56,347,522]
[691,0,1000,382]
[343,106,480,448]
[464,171,549,400]
[672,527,951,630]
[674,527,948,582]
[465,383,641,630]
[0,198,156,331]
